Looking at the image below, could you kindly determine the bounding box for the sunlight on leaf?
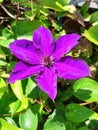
[73,78,98,102]
[19,108,38,130]
[84,25,98,45]
[11,80,24,101]
[0,118,22,130]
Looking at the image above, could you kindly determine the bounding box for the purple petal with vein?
[35,67,57,100]
[33,26,54,55]
[53,34,80,61]
[9,39,40,65]
[8,26,91,100]
[8,61,43,83]
[55,56,90,79]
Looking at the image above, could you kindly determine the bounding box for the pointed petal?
[55,56,90,79]
[9,39,40,65]
[35,67,57,100]
[33,26,54,55]
[53,34,80,61]
[8,61,43,83]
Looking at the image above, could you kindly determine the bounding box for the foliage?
[0,0,98,130]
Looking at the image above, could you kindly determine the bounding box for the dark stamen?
[42,56,53,66]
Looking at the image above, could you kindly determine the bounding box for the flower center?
[42,56,53,66]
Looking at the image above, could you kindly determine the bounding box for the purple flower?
[8,26,90,100]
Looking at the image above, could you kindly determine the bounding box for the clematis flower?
[8,26,90,100]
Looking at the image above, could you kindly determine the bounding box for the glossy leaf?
[5,117,18,127]
[0,59,7,66]
[0,0,3,3]
[73,78,98,102]
[0,118,22,130]
[25,77,37,96]
[16,98,28,112]
[44,109,66,130]
[11,80,24,101]
[0,38,14,48]
[84,25,98,45]
[10,80,28,113]
[0,78,6,98]
[9,100,21,114]
[19,108,38,130]
[9,98,28,114]
[65,103,94,123]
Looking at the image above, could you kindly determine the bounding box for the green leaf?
[58,89,72,102]
[80,2,89,14]
[55,101,65,111]
[16,98,28,112]
[5,117,18,127]
[11,0,31,7]
[11,80,24,101]
[2,28,13,38]
[25,77,37,96]
[44,109,66,130]
[78,126,88,130]
[52,20,62,31]
[9,98,28,114]
[0,92,13,114]
[12,20,41,40]
[24,77,41,99]
[90,11,98,23]
[0,28,15,48]
[0,46,5,58]
[0,38,14,48]
[65,103,94,123]
[19,108,38,130]
[0,0,3,3]
[11,81,28,111]
[9,100,21,114]
[88,118,98,130]
[0,78,6,98]
[31,104,43,122]
[0,20,41,48]
[0,59,7,66]
[65,122,76,130]
[54,30,66,40]
[0,118,22,130]
[73,78,98,102]
[8,61,17,72]
[84,25,98,45]
[40,0,68,11]
[21,78,40,99]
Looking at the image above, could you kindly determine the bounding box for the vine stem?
[0,4,16,19]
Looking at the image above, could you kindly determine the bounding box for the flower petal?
[8,61,43,83]
[55,56,90,79]
[9,39,40,65]
[33,26,54,55]
[53,34,80,61]
[35,67,57,100]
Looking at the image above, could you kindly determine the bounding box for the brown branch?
[0,4,16,19]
